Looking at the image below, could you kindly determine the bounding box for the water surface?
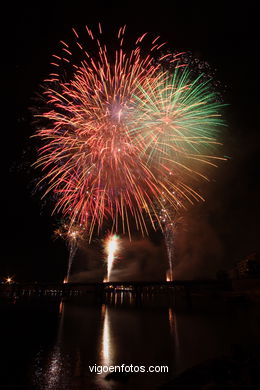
[1,294,260,389]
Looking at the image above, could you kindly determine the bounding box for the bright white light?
[105,235,119,282]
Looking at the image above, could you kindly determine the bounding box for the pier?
[0,280,229,299]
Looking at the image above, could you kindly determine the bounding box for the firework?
[131,68,226,206]
[34,25,226,241]
[132,67,226,278]
[104,234,119,282]
[54,223,85,281]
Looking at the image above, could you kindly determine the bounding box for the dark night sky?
[3,1,259,282]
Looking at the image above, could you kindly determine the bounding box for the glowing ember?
[166,269,173,282]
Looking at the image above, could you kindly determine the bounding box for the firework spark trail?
[155,199,182,281]
[66,240,77,282]
[104,234,119,282]
[164,223,176,282]
[160,210,175,282]
[55,224,84,281]
[34,25,226,241]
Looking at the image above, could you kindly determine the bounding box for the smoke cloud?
[70,237,168,282]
